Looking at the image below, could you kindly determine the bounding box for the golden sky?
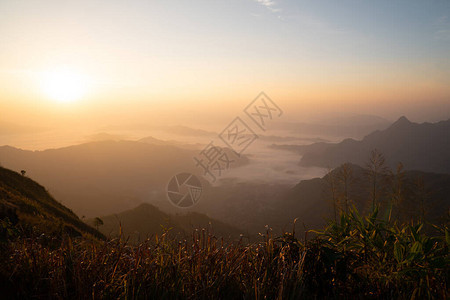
[1,0,449,133]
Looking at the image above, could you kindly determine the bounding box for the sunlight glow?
[40,68,89,103]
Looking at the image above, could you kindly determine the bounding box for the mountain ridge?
[90,202,243,243]
[299,117,450,174]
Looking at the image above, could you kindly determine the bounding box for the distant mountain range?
[1,116,448,237]
[0,166,103,239]
[89,202,242,243]
[275,117,450,174]
[0,140,249,218]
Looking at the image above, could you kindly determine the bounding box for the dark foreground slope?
[0,166,103,239]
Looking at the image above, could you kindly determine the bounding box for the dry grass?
[0,208,448,299]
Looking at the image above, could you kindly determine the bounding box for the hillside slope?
[0,166,103,239]
[279,164,450,230]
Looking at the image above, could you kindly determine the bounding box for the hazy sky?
[1,0,449,131]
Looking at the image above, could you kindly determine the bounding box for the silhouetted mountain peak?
[91,202,243,243]
[392,116,411,127]
[299,117,450,174]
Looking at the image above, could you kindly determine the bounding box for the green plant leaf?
[394,242,404,263]
[410,241,422,255]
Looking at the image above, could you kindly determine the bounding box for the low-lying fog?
[1,126,335,188]
[220,143,327,185]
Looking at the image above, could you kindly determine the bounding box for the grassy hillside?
[0,166,103,240]
[90,203,243,243]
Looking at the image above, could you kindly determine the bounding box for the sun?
[40,68,89,103]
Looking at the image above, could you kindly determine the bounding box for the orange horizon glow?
[0,1,449,140]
